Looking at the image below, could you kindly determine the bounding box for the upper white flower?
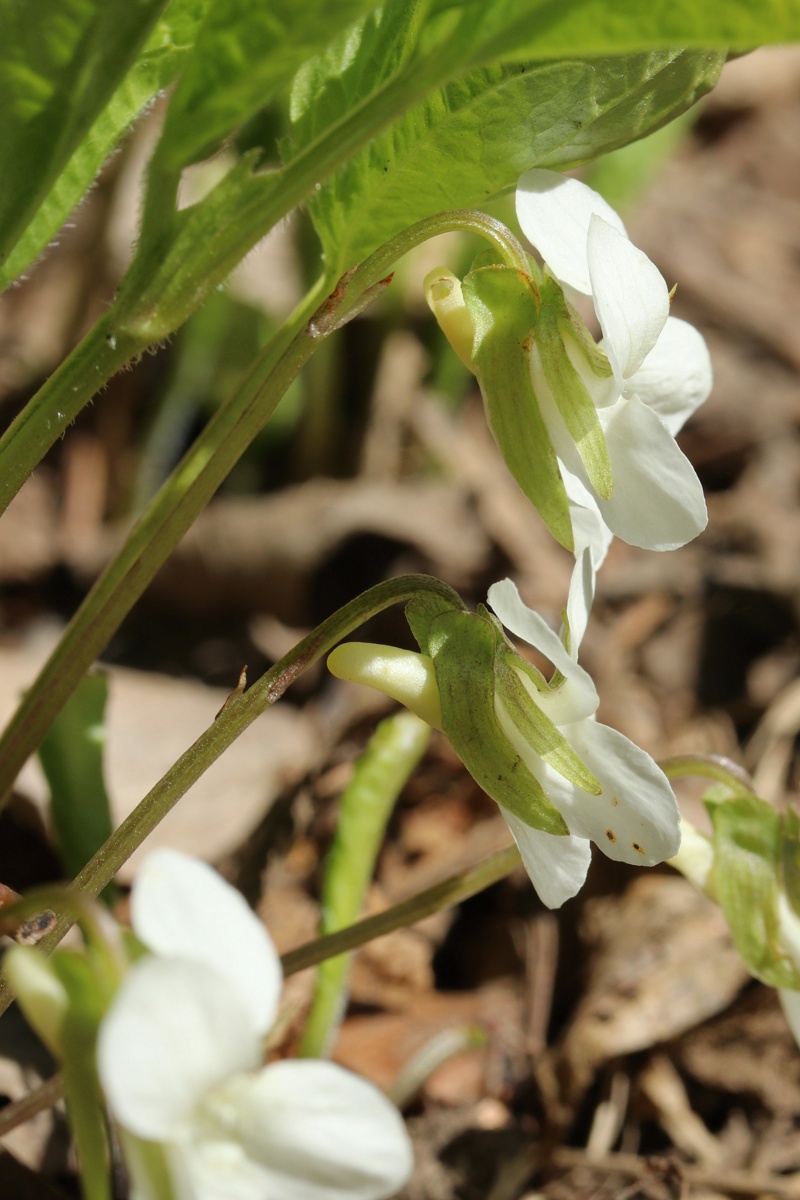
[487,567,680,908]
[516,168,712,554]
[97,850,413,1200]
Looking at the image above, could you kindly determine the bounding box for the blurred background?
[1,45,800,1200]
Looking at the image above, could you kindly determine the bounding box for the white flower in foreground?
[516,168,712,553]
[329,559,679,909]
[97,850,413,1200]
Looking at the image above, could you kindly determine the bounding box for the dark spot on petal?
[605,829,616,842]
[632,842,645,854]
[611,797,619,807]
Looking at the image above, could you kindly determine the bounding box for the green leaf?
[430,610,568,836]
[462,265,573,550]
[0,0,207,291]
[152,0,378,173]
[707,794,800,990]
[0,0,169,275]
[306,49,725,275]
[290,1,422,149]
[38,672,115,893]
[438,0,800,61]
[300,710,430,1059]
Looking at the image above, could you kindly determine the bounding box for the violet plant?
[2,3,800,1197]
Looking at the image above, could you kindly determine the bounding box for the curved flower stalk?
[515,168,712,553]
[97,850,413,1200]
[329,562,680,908]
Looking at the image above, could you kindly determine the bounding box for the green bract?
[706,793,800,990]
[460,266,574,551]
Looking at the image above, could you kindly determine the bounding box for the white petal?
[778,890,800,968]
[98,959,261,1141]
[516,170,627,295]
[596,394,707,551]
[487,578,598,724]
[564,547,596,654]
[588,216,669,384]
[565,470,614,574]
[524,719,680,867]
[626,317,712,435]
[132,849,282,1037]
[188,1061,414,1200]
[779,989,800,1050]
[499,804,591,908]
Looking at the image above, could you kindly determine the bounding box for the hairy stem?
[0,574,461,1016]
[0,209,526,806]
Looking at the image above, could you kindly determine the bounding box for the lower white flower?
[328,558,680,910]
[487,574,680,908]
[97,850,413,1200]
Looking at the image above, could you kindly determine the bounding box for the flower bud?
[4,946,68,1057]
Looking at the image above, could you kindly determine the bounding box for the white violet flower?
[97,849,413,1200]
[485,570,680,907]
[329,556,680,909]
[515,167,712,554]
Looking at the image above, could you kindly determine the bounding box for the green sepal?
[469,247,506,272]
[536,275,613,500]
[706,794,800,990]
[562,299,614,379]
[478,604,550,694]
[495,648,601,795]
[461,266,573,552]
[782,804,800,920]
[428,609,568,836]
[51,950,114,1200]
[406,589,466,656]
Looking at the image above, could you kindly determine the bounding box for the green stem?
[282,843,521,977]
[114,54,454,341]
[0,841,520,1136]
[0,314,144,514]
[0,286,319,807]
[2,54,529,514]
[0,210,525,806]
[0,49,467,512]
[660,753,755,796]
[0,574,461,1016]
[299,711,431,1060]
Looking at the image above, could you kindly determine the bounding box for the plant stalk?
[0,574,461,1016]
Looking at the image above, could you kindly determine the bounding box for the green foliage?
[38,673,115,893]
[300,48,725,275]
[52,951,114,1200]
[0,0,169,276]
[300,711,430,1059]
[423,0,800,62]
[151,0,378,174]
[706,793,800,990]
[0,0,207,290]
